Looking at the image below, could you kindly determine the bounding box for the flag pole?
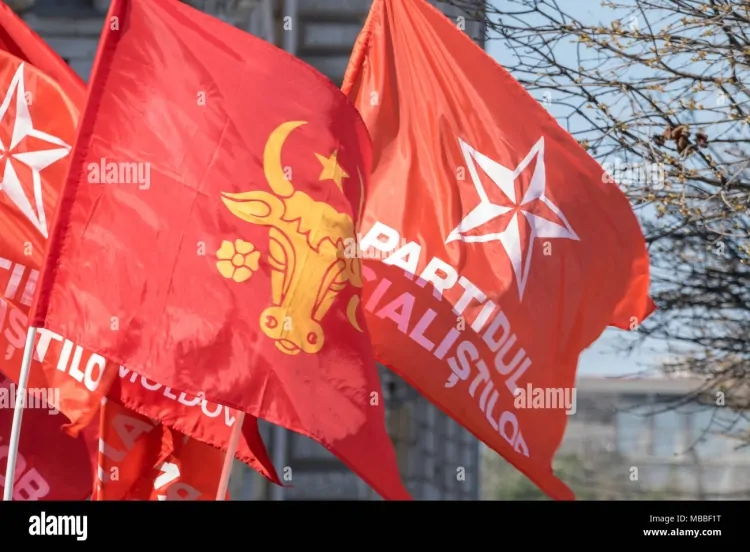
[92,397,108,500]
[2,326,38,500]
[215,410,244,500]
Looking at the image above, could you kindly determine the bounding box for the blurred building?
[559,377,750,499]
[232,366,481,500]
[16,0,486,500]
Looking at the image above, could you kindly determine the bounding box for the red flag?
[0,42,117,430]
[0,7,121,429]
[342,0,654,499]
[0,18,279,489]
[32,0,408,500]
[0,374,95,500]
[0,7,119,430]
[0,3,85,106]
[95,399,228,500]
[110,367,280,485]
[135,440,230,501]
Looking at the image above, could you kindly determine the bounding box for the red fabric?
[32,0,408,500]
[0,12,112,431]
[94,399,228,500]
[0,24,97,502]
[0,15,279,490]
[0,42,114,439]
[0,374,95,500]
[108,368,280,485]
[341,0,654,499]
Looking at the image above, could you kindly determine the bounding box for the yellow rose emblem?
[216,239,260,283]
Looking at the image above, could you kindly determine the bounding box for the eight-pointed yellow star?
[315,150,349,190]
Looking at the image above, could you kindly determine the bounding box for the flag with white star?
[0,49,78,388]
[343,0,655,500]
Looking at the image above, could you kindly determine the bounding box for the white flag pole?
[215,410,245,500]
[3,326,38,501]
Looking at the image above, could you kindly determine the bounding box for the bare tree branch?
[439,0,750,444]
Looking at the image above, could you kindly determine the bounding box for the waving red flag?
[95,399,228,500]
[0,375,95,500]
[32,0,408,500]
[342,0,654,499]
[0,43,116,430]
[0,19,114,429]
[109,367,280,485]
[0,14,279,493]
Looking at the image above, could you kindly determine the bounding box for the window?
[689,408,734,459]
[652,409,685,458]
[640,464,670,488]
[25,0,103,15]
[616,405,652,456]
[736,467,750,496]
[674,464,700,494]
[92,0,111,14]
[701,466,731,495]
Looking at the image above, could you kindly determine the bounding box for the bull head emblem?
[217,121,364,355]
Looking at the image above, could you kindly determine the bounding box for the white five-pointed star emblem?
[446,137,579,300]
[0,63,72,238]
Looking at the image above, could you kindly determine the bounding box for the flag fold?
[32,0,408,500]
[341,0,655,500]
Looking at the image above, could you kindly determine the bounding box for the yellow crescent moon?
[264,121,307,198]
[347,295,363,332]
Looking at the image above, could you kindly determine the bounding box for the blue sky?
[486,0,659,378]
